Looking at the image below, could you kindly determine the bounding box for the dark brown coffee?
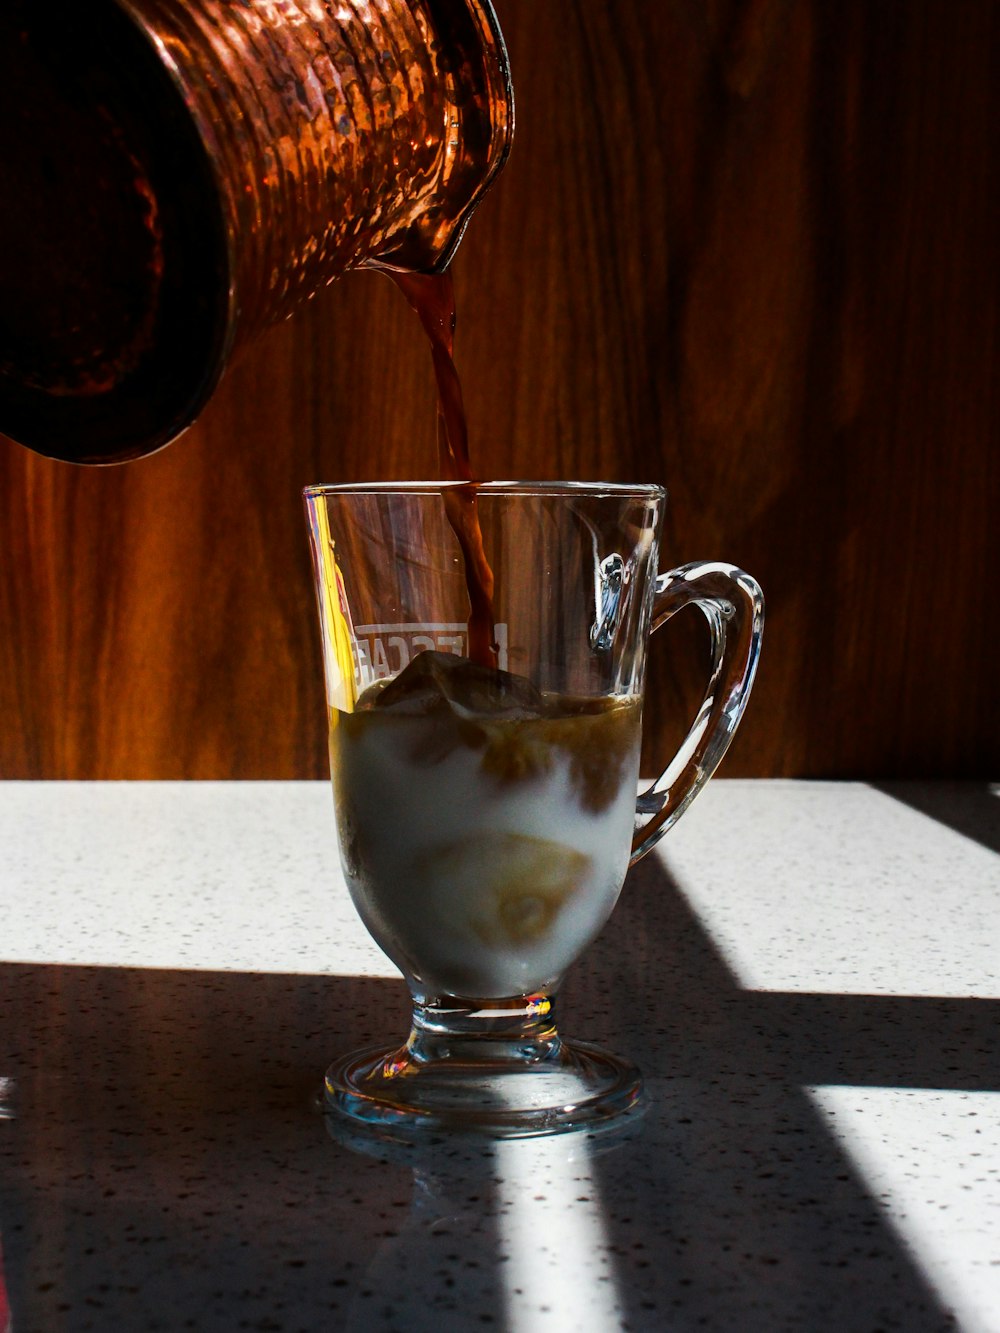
[388,269,498,670]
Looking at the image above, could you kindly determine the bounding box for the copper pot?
[0,0,513,462]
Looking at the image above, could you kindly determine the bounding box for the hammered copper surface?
[131,0,512,342]
[0,0,513,460]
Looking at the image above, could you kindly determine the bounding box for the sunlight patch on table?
[493,1134,626,1329]
[655,781,1000,998]
[0,781,398,976]
[808,1084,1000,1333]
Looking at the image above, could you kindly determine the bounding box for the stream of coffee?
[388,269,498,671]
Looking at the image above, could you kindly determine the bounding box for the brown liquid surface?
[347,651,641,815]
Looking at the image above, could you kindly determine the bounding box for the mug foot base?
[325,1038,643,1139]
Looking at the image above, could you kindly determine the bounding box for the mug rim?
[302,479,667,501]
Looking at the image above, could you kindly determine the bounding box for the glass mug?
[304,482,763,1137]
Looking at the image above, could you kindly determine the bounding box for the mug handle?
[631,561,764,865]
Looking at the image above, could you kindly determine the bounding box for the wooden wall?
[0,0,996,780]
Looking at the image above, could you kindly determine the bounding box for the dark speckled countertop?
[1,780,998,1332]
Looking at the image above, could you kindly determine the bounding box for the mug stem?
[324,989,643,1138]
[406,992,562,1066]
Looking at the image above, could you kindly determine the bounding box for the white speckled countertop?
[1,780,998,1331]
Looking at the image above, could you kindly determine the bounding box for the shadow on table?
[2,851,994,1329]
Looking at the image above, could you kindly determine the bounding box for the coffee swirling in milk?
[331,653,642,998]
[326,272,643,997]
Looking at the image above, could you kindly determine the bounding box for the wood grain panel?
[0,0,996,779]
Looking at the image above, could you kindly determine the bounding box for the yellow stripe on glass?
[310,501,358,714]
